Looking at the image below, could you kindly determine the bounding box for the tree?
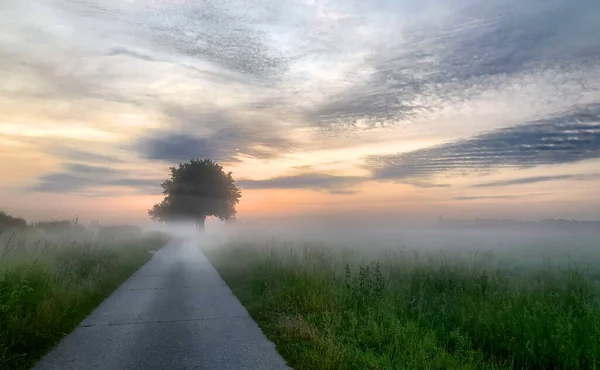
[148,159,242,230]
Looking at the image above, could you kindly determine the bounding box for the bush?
[0,212,27,231]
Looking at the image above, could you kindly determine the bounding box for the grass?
[205,241,600,370]
[0,228,169,369]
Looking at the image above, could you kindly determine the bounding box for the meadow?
[205,229,600,370]
[0,216,169,369]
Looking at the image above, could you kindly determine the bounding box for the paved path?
[34,240,290,370]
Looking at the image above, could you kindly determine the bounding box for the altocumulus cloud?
[307,0,600,130]
[144,1,290,82]
[367,104,600,181]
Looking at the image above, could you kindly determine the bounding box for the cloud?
[136,133,231,163]
[135,104,294,163]
[4,0,598,128]
[136,128,291,164]
[473,173,600,188]
[237,173,364,194]
[436,0,600,80]
[107,47,157,62]
[32,163,162,195]
[306,0,600,129]
[0,0,288,109]
[68,164,118,175]
[46,146,125,164]
[453,195,522,201]
[105,46,253,86]
[367,104,600,180]
[150,3,290,79]
[3,0,600,220]
[403,181,450,189]
[234,173,449,193]
[453,193,552,201]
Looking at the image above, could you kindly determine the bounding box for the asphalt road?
[33,240,290,370]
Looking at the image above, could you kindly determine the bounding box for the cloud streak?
[32,164,162,195]
[473,174,600,188]
[237,173,364,194]
[453,193,552,201]
[367,104,600,181]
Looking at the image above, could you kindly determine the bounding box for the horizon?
[4,209,600,231]
[1,0,600,224]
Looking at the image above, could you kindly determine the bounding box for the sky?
[1,0,599,225]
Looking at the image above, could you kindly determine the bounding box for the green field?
[206,238,600,370]
[0,225,169,369]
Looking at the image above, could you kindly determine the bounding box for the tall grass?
[206,242,600,370]
[0,228,169,369]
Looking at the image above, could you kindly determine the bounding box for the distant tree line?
[0,211,27,230]
[438,217,600,232]
[0,212,143,239]
[0,213,86,233]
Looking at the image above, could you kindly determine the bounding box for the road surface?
[33,239,290,370]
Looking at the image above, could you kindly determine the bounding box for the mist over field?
[160,217,600,270]
[199,218,600,369]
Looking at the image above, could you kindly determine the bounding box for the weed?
[206,242,600,370]
[0,230,169,369]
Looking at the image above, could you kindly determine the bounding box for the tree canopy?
[148,159,242,229]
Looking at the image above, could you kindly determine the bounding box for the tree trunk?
[196,216,206,231]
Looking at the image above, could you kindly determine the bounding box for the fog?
[148,216,600,272]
